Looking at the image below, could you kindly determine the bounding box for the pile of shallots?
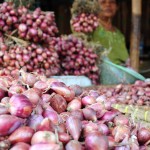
[0,71,149,150]
[0,39,60,77]
[55,35,99,84]
[0,2,60,77]
[0,2,58,43]
[96,80,150,106]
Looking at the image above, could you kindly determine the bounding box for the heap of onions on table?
[0,72,149,150]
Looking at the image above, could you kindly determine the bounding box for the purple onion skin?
[85,134,108,150]
[66,116,82,141]
[0,115,23,136]
[65,140,82,150]
[9,94,33,118]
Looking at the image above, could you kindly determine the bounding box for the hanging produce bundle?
[70,0,100,33]
[0,2,18,33]
[0,2,58,43]
[0,1,60,77]
[0,72,149,149]
[17,8,58,43]
[0,37,60,77]
[55,35,99,84]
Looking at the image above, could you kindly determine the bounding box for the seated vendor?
[92,0,130,66]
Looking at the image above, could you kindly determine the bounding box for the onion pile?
[17,8,58,43]
[0,72,149,149]
[0,2,58,43]
[96,81,150,106]
[0,38,60,77]
[71,13,99,33]
[0,2,18,33]
[0,2,60,77]
[55,35,99,84]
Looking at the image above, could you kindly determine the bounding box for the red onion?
[10,142,30,150]
[8,85,26,97]
[41,94,52,103]
[29,143,62,150]
[69,85,83,97]
[50,82,75,102]
[137,128,150,144]
[0,88,6,100]
[34,103,43,115]
[82,108,97,122]
[18,24,27,32]
[85,134,108,150]
[0,140,11,150]
[65,140,82,150]
[83,122,98,137]
[50,94,67,114]
[58,132,71,144]
[37,118,54,132]
[0,103,9,114]
[97,123,110,136]
[108,136,116,148]
[29,28,37,37]
[0,114,23,136]
[9,94,33,118]
[66,116,82,140]
[114,146,130,150]
[96,95,107,103]
[57,123,67,133]
[27,114,44,131]
[70,109,84,121]
[67,98,82,111]
[42,109,59,125]
[113,115,129,126]
[81,96,96,106]
[89,90,100,99]
[112,125,130,142]
[101,110,120,122]
[20,70,38,87]
[23,88,40,106]
[34,81,48,91]
[31,131,56,145]
[8,126,35,144]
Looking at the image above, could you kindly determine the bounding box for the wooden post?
[130,0,142,71]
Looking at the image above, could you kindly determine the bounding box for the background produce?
[55,35,100,84]
[70,0,100,34]
[0,2,60,77]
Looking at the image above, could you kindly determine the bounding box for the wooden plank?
[130,0,142,71]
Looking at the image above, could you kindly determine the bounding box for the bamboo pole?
[130,0,142,71]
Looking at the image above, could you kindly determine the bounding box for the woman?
[92,0,130,66]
